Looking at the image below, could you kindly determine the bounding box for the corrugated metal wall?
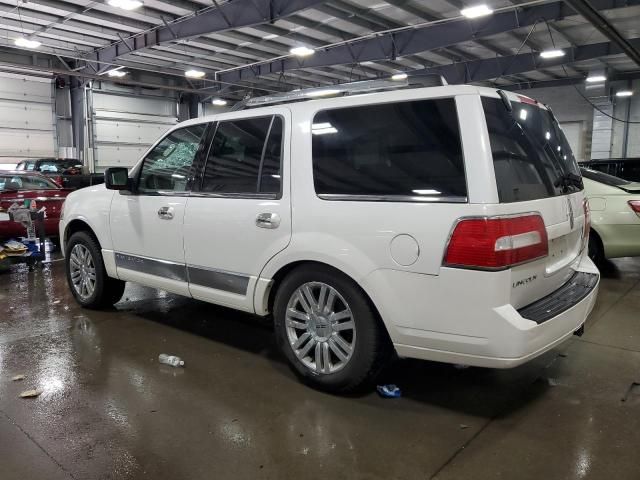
[0,72,55,167]
[90,88,178,172]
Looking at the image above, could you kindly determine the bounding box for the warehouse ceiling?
[0,0,639,100]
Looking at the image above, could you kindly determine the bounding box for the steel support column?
[70,77,86,163]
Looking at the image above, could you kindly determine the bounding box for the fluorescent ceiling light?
[461,4,493,18]
[540,49,565,59]
[412,189,441,195]
[211,98,227,106]
[107,0,143,10]
[586,75,606,83]
[616,90,634,97]
[391,72,408,81]
[14,37,41,49]
[519,109,528,121]
[263,34,278,40]
[185,69,205,78]
[306,89,340,98]
[290,46,315,57]
[107,69,127,78]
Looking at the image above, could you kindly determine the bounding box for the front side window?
[312,99,466,200]
[201,116,283,195]
[0,175,58,190]
[138,124,206,193]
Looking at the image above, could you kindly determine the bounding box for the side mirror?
[104,167,130,191]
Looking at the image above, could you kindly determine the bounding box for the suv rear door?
[481,94,588,308]
[183,108,291,312]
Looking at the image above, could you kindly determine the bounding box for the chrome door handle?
[256,212,280,229]
[157,206,174,220]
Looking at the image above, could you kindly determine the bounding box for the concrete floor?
[0,257,639,480]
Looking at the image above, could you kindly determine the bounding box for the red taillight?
[628,200,640,216]
[444,214,548,270]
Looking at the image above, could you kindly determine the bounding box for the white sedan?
[581,167,640,262]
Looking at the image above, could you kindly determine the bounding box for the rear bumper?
[363,256,600,368]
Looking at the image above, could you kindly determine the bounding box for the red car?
[0,171,71,239]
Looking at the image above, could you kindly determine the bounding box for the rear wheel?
[65,231,125,309]
[273,265,390,393]
[588,230,604,264]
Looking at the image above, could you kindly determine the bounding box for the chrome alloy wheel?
[69,244,96,300]
[285,282,356,374]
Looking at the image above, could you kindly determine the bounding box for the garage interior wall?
[611,79,640,158]
[519,80,640,162]
[89,83,179,172]
[2,74,639,172]
[0,72,56,169]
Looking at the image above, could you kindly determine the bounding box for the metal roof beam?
[502,70,640,90]
[404,37,640,84]
[218,0,639,83]
[563,0,640,67]
[81,0,327,72]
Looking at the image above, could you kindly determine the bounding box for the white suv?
[60,84,600,392]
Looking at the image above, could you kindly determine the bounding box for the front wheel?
[65,231,125,309]
[273,265,390,393]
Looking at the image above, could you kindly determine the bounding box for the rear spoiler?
[617,184,640,194]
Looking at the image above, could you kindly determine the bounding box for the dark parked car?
[579,158,640,182]
[15,158,104,189]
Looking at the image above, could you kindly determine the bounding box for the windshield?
[0,174,59,191]
[482,96,583,203]
[580,167,631,187]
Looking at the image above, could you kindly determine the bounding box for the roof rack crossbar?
[236,75,448,109]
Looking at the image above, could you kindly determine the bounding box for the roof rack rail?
[231,74,448,111]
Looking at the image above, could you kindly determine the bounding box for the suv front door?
[183,110,291,311]
[110,123,208,296]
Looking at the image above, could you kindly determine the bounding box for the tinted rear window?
[312,99,466,200]
[483,97,582,203]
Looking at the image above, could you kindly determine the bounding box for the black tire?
[588,230,604,264]
[65,231,125,309]
[273,264,391,393]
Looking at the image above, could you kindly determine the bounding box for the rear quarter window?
[311,98,466,201]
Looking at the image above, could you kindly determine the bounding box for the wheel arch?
[262,259,392,345]
[64,218,102,250]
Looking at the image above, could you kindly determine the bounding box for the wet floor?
[1,257,639,480]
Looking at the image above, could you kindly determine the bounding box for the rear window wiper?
[554,172,583,191]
